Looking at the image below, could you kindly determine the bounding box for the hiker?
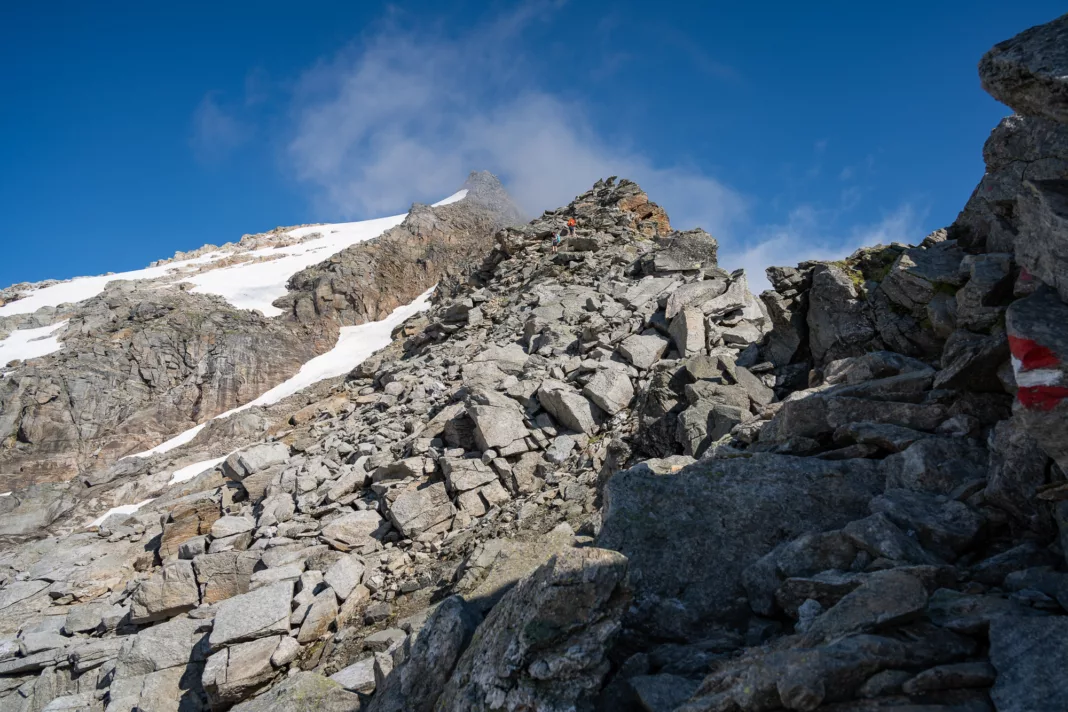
[551,230,562,253]
[567,217,576,237]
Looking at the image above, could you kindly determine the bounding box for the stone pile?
[0,13,1067,711]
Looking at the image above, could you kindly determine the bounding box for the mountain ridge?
[0,14,1067,712]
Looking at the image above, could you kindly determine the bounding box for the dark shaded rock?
[979,12,1068,123]
[806,265,876,366]
[869,489,984,561]
[880,438,988,495]
[435,548,629,712]
[600,454,881,635]
[989,615,1068,712]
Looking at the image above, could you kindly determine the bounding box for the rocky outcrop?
[275,171,523,331]
[4,13,1068,712]
[0,284,322,487]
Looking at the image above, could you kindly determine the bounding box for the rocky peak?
[3,13,1068,712]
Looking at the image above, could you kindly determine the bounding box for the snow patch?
[433,189,468,206]
[0,256,221,318]
[240,287,435,408]
[186,214,407,315]
[87,498,155,528]
[131,424,206,459]
[0,321,68,371]
[168,456,228,485]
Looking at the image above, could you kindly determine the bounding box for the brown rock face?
[275,171,524,333]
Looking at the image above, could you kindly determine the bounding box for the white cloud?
[281,5,925,296]
[285,8,748,239]
[190,92,250,163]
[719,203,923,294]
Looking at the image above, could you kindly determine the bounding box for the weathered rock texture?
[276,171,524,332]
[2,14,1068,712]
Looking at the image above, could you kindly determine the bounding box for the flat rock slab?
[209,581,292,648]
[599,453,882,636]
[990,615,1068,712]
[230,671,362,712]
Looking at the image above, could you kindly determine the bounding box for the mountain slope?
[0,172,521,489]
[1,15,1068,712]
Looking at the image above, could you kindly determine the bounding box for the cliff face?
[276,171,525,333]
[1,15,1068,712]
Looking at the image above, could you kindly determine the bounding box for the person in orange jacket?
[567,217,576,237]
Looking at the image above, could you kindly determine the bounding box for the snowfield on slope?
[0,189,466,318]
[185,214,407,316]
[0,255,224,318]
[0,321,68,374]
[131,286,436,459]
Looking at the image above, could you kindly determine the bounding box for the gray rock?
[545,434,576,464]
[669,307,705,358]
[323,555,365,601]
[229,671,362,712]
[870,489,984,562]
[202,635,282,706]
[842,513,943,566]
[210,515,256,539]
[467,400,529,452]
[435,548,629,712]
[760,395,947,445]
[193,550,260,604]
[209,581,292,648]
[902,661,996,695]
[989,616,1068,712]
[582,369,634,415]
[985,417,1052,528]
[879,241,965,317]
[666,280,728,319]
[223,442,290,480]
[366,596,482,712]
[680,623,977,711]
[599,454,881,636]
[320,510,388,552]
[62,600,114,635]
[388,482,456,537]
[129,559,200,624]
[979,13,1068,124]
[836,421,933,453]
[114,616,210,678]
[330,656,377,693]
[643,229,719,275]
[934,328,1011,392]
[441,458,497,493]
[618,333,670,370]
[538,380,602,434]
[297,589,338,643]
[629,673,700,711]
[19,631,69,655]
[806,264,876,365]
[802,569,928,642]
[880,437,988,494]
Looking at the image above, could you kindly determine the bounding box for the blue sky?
[1,1,1063,291]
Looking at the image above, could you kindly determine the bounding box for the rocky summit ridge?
[1,14,1068,712]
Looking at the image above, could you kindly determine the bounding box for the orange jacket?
[567,218,576,226]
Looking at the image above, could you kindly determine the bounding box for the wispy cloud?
[274,4,922,294]
[190,92,251,164]
[284,5,748,237]
[720,202,924,293]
